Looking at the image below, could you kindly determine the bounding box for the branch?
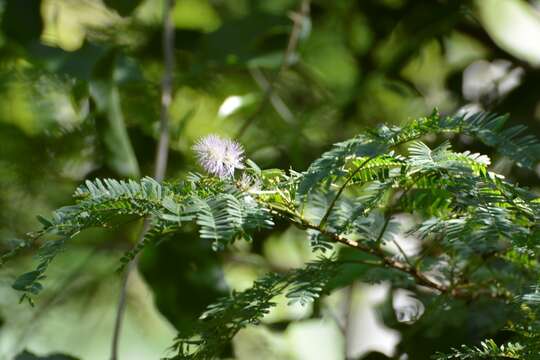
[302,217,449,293]
[266,200,513,300]
[319,156,375,228]
[266,201,446,293]
[311,215,513,300]
[110,1,175,359]
[235,0,310,139]
[154,0,175,182]
[249,67,294,124]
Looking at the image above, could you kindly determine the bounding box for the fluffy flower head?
[193,135,244,178]
[238,173,262,193]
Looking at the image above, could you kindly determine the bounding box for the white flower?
[192,135,244,178]
[238,173,262,193]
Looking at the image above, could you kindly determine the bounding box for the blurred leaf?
[88,51,140,178]
[29,42,107,80]
[12,271,41,292]
[477,0,540,66]
[374,1,463,74]
[40,0,119,51]
[302,28,359,98]
[203,13,288,64]
[233,326,293,360]
[1,247,176,359]
[285,319,344,360]
[173,0,221,32]
[140,237,226,334]
[218,94,257,118]
[90,80,140,177]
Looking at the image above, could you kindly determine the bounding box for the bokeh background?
[0,0,540,359]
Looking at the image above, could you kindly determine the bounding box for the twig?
[303,217,446,292]
[391,238,412,266]
[318,129,433,229]
[110,1,175,359]
[378,214,412,266]
[265,202,449,294]
[154,1,175,182]
[249,67,294,124]
[375,214,391,244]
[267,200,513,300]
[235,0,310,139]
[319,156,375,228]
[110,219,150,360]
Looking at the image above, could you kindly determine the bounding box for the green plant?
[8,111,540,359]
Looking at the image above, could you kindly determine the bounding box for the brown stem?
[266,182,515,306]
[110,1,175,359]
[293,214,449,294]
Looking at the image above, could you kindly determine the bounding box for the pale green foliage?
[6,111,540,358]
[433,339,526,359]
[12,175,273,303]
[169,257,339,360]
[298,111,540,197]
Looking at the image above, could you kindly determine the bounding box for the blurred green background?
[0,0,539,359]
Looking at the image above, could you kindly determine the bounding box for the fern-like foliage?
[12,176,273,302]
[297,111,540,197]
[432,339,526,359]
[432,285,540,360]
[167,257,339,360]
[191,186,273,250]
[7,111,540,358]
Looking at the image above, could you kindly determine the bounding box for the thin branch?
[278,204,512,300]
[249,67,294,124]
[319,156,375,228]
[318,127,439,229]
[235,0,310,139]
[378,213,413,267]
[391,238,412,266]
[375,214,391,244]
[110,1,175,359]
[265,201,449,294]
[279,171,443,295]
[154,0,175,182]
[269,204,449,294]
[110,219,150,360]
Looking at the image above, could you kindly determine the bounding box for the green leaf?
[12,271,41,292]
[90,80,140,178]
